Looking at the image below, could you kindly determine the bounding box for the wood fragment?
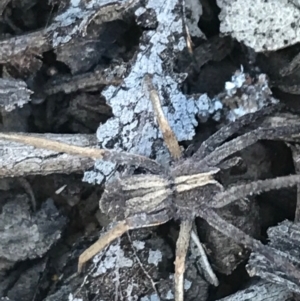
[42,64,126,96]
[0,31,50,64]
[0,78,32,111]
[0,0,136,63]
[247,220,300,294]
[0,133,97,177]
[0,0,9,16]
[216,280,293,301]
[287,143,300,222]
[0,197,66,263]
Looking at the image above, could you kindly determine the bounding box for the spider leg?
[78,220,128,273]
[194,104,280,160]
[209,174,300,208]
[198,205,261,249]
[202,124,300,167]
[78,210,171,273]
[174,220,192,301]
[198,205,300,281]
[144,73,182,159]
[0,132,164,174]
[216,156,243,171]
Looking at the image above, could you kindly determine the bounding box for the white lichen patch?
[184,0,205,38]
[147,249,162,265]
[82,160,117,184]
[79,0,220,182]
[93,243,133,276]
[132,240,145,250]
[217,0,300,52]
[140,294,161,301]
[125,283,139,301]
[217,67,279,122]
[225,66,246,97]
[166,290,174,300]
[184,279,192,290]
[78,234,173,300]
[0,78,33,112]
[68,294,83,301]
[164,274,192,299]
[95,0,220,163]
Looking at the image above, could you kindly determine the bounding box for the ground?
[0,0,300,300]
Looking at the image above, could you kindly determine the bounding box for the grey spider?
[1,78,300,301]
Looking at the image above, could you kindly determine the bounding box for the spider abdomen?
[100,174,174,220]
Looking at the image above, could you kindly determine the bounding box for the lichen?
[147,249,162,265]
[93,243,134,276]
[217,0,300,52]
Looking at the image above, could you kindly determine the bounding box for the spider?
[1,74,300,301]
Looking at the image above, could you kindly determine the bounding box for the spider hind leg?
[78,210,171,273]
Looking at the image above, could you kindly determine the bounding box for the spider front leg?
[0,132,164,174]
[209,174,300,208]
[202,124,300,167]
[144,73,181,159]
[195,104,280,160]
[174,221,192,301]
[173,107,289,176]
[78,210,171,273]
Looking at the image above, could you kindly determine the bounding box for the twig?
[42,65,125,96]
[126,232,159,295]
[190,228,219,286]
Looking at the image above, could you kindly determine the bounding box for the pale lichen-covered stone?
[218,0,300,52]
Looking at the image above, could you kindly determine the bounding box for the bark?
[217,280,293,301]
[247,220,300,294]
[0,78,32,111]
[0,195,66,271]
[0,133,97,177]
[0,0,137,64]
